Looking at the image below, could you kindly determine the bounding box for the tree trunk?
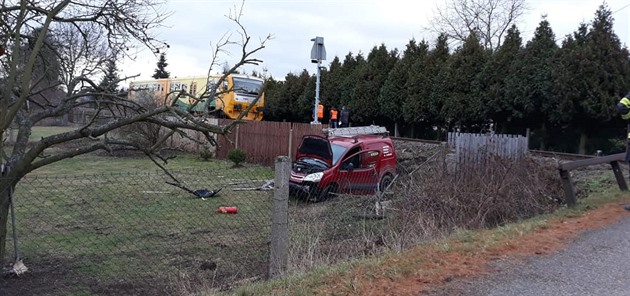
[578,132,588,155]
[0,178,18,268]
[0,189,9,267]
[394,122,400,137]
[539,122,546,151]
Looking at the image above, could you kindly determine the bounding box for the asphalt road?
[430,213,630,296]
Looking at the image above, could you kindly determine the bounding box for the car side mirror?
[343,162,354,172]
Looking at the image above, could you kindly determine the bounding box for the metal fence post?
[288,128,293,161]
[269,156,290,279]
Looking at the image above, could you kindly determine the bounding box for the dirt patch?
[1,255,170,296]
[312,196,630,296]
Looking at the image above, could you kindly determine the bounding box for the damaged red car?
[289,126,397,202]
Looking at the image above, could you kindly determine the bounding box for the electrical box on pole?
[310,37,326,63]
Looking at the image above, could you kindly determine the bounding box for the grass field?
[28,126,76,142]
[2,148,276,295]
[1,126,389,295]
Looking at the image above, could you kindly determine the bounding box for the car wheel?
[378,174,393,193]
[311,184,337,203]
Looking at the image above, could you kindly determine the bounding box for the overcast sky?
[119,0,630,82]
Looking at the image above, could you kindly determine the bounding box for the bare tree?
[0,0,271,267]
[427,0,528,50]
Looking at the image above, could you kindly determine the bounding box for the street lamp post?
[310,36,326,124]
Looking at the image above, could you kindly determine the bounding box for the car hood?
[296,135,333,166]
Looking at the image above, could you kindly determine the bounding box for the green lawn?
[31,125,76,139]
[3,126,381,296]
[4,149,276,295]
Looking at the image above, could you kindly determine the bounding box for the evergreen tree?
[24,27,64,110]
[98,59,120,95]
[399,40,431,136]
[441,32,489,130]
[321,56,343,110]
[426,34,451,137]
[380,39,426,136]
[261,77,284,121]
[483,25,524,133]
[517,17,559,149]
[27,27,62,88]
[285,70,313,122]
[338,52,365,113]
[552,24,589,126]
[349,44,398,125]
[262,71,313,122]
[565,4,630,153]
[152,53,170,79]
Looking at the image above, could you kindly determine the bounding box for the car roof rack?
[323,125,389,138]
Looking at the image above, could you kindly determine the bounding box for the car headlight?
[303,172,323,182]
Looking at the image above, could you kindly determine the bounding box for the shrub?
[392,155,562,232]
[199,145,214,161]
[115,91,163,148]
[228,148,247,167]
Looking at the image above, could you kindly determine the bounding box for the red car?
[289,126,398,202]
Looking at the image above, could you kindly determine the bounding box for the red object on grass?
[217,206,238,214]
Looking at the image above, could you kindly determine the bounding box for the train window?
[232,77,262,95]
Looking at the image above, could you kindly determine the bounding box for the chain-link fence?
[1,148,565,295]
[285,149,445,275]
[1,165,274,295]
[284,148,564,277]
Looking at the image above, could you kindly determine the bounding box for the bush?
[391,155,562,233]
[199,145,214,161]
[115,91,163,148]
[228,148,247,167]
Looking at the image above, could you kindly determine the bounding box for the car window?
[341,147,361,169]
[331,143,348,165]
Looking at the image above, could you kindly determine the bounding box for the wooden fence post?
[235,125,240,150]
[610,161,628,191]
[559,169,576,208]
[269,156,290,279]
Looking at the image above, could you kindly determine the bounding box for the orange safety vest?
[317,104,324,119]
[330,109,338,120]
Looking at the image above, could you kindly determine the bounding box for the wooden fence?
[214,119,324,166]
[447,132,529,167]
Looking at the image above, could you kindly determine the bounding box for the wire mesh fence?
[288,149,444,273]
[1,165,274,296]
[284,148,564,277]
[0,146,566,295]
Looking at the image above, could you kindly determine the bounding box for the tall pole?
[313,59,321,124]
[310,36,325,124]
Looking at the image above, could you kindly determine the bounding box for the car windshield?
[331,143,348,165]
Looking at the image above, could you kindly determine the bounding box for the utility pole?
[310,36,326,124]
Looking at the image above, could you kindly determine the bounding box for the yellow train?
[128,74,265,121]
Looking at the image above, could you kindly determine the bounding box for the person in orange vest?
[317,104,324,121]
[329,107,338,128]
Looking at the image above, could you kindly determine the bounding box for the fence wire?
[0,147,565,295]
[284,148,563,277]
[1,165,273,296]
